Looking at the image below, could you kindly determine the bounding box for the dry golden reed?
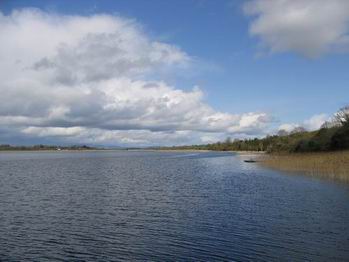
[260,151,349,183]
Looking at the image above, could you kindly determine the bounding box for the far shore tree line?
[157,105,349,153]
[0,144,94,151]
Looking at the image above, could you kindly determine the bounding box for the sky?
[0,0,348,146]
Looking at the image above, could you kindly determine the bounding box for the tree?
[277,129,288,137]
[321,121,332,129]
[290,126,306,134]
[225,137,232,144]
[334,105,349,126]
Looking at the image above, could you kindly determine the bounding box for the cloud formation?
[244,0,349,57]
[278,114,328,132]
[0,9,271,146]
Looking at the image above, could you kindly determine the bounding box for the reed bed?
[260,151,349,183]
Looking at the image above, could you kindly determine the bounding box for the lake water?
[0,151,348,261]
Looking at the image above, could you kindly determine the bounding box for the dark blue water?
[0,151,348,261]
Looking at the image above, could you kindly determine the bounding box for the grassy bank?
[260,151,349,183]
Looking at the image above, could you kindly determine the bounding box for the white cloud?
[20,127,219,147]
[278,113,328,133]
[278,123,298,133]
[244,0,349,57]
[22,126,85,137]
[0,9,271,146]
[303,114,328,130]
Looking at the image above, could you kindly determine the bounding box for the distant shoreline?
[0,149,116,152]
[132,149,211,152]
[0,148,265,153]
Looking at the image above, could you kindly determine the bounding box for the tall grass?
[260,151,349,183]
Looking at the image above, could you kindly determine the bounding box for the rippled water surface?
[0,151,349,261]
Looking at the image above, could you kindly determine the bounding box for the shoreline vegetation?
[0,144,98,151]
[152,106,349,183]
[259,151,349,183]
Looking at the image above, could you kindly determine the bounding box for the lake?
[0,151,348,261]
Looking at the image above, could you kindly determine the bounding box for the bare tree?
[277,129,288,136]
[321,121,332,129]
[335,105,349,125]
[290,126,306,134]
[225,137,232,144]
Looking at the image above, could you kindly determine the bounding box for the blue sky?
[0,0,348,146]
